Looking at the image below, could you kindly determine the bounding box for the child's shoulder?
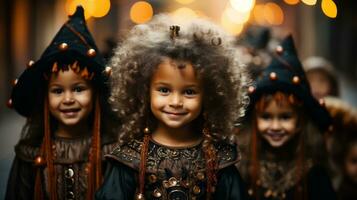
[15,139,42,162]
[105,138,240,171]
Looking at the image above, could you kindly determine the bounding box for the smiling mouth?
[163,111,187,116]
[266,132,286,141]
[60,108,81,117]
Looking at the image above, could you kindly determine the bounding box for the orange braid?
[202,127,218,200]
[137,133,150,198]
[86,96,102,199]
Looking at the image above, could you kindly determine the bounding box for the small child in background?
[238,35,336,200]
[95,15,250,199]
[324,96,357,200]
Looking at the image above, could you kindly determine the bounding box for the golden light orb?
[130,1,154,24]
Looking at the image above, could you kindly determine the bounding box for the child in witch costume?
[5,6,119,200]
[95,15,250,200]
[238,35,337,200]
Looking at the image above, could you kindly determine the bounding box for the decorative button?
[196,172,205,181]
[12,79,18,86]
[66,191,75,199]
[148,174,157,183]
[168,177,178,187]
[65,168,74,178]
[34,156,45,166]
[153,189,162,198]
[193,185,201,194]
[135,193,144,200]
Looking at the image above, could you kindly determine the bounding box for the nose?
[271,118,282,131]
[169,93,183,108]
[63,91,75,104]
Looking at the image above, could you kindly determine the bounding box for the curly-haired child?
[95,15,250,200]
[237,35,336,200]
[6,6,119,199]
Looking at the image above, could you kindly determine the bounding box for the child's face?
[150,58,203,130]
[344,143,357,183]
[48,67,93,127]
[306,70,332,99]
[256,99,299,148]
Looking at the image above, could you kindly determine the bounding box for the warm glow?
[221,10,244,35]
[86,0,111,18]
[223,7,250,24]
[66,0,91,19]
[175,0,195,5]
[321,0,337,18]
[130,1,153,24]
[284,0,300,5]
[252,4,266,25]
[171,7,198,23]
[230,0,255,13]
[264,3,284,25]
[301,0,317,6]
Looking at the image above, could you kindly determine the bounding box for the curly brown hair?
[109,15,250,143]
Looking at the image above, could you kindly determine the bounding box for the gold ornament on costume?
[292,76,300,85]
[58,42,69,51]
[6,99,13,108]
[193,185,201,194]
[104,66,112,76]
[248,86,255,94]
[135,193,145,200]
[87,48,96,57]
[34,156,45,166]
[144,127,150,134]
[269,72,278,81]
[276,45,284,55]
[153,189,162,198]
[12,79,18,86]
[27,60,35,68]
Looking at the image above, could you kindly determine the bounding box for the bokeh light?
[284,0,300,5]
[301,0,317,6]
[321,0,337,18]
[130,1,154,24]
[66,0,111,19]
[264,3,284,25]
[171,7,198,23]
[175,0,195,5]
[66,0,91,19]
[230,0,255,13]
[221,9,244,35]
[252,4,266,25]
[223,7,250,25]
[86,0,111,18]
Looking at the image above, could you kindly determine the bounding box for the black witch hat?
[9,6,111,117]
[248,35,332,132]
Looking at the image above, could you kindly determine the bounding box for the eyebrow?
[49,81,87,87]
[153,82,200,88]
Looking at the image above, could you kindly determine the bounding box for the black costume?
[95,138,247,200]
[6,137,116,200]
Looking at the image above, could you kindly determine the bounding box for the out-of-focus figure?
[325,97,357,200]
[303,57,339,100]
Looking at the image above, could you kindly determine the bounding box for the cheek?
[48,94,61,110]
[150,94,166,109]
[284,119,298,134]
[256,118,269,132]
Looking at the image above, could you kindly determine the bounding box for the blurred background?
[0,0,356,197]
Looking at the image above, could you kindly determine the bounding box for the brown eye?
[158,87,170,94]
[184,89,196,96]
[51,88,63,94]
[73,86,86,93]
